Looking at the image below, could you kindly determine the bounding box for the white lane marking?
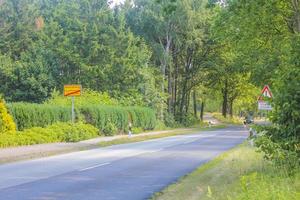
[79,162,110,172]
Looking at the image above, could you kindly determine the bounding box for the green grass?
[98,125,226,147]
[152,143,300,200]
[212,113,243,125]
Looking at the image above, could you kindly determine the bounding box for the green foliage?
[127,107,157,130]
[212,113,243,125]
[0,99,16,132]
[8,101,157,135]
[8,103,71,130]
[0,122,99,148]
[46,89,118,106]
[180,113,199,127]
[102,121,118,136]
[80,105,157,134]
[255,126,299,171]
[80,105,129,133]
[132,127,144,134]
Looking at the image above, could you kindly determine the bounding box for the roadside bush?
[80,105,129,133]
[0,99,16,132]
[8,103,157,135]
[181,113,199,127]
[132,127,143,134]
[103,121,118,136]
[48,122,99,142]
[163,112,179,128]
[80,105,156,134]
[8,103,71,130]
[0,122,99,148]
[255,125,299,171]
[127,107,156,130]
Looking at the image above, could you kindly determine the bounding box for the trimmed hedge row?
[127,107,156,130]
[80,106,156,133]
[8,103,157,133]
[8,103,71,130]
[0,122,99,148]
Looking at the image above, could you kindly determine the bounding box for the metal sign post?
[64,85,82,124]
[71,96,75,123]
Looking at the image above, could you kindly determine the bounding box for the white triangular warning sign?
[261,85,273,98]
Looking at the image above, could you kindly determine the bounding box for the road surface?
[0,126,248,200]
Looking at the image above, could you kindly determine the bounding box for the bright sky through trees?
[110,0,125,7]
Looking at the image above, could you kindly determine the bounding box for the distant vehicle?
[244,116,254,124]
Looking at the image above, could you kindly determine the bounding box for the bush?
[181,113,199,127]
[8,103,157,135]
[255,125,299,171]
[8,103,72,130]
[0,122,99,148]
[163,112,179,128]
[46,89,118,106]
[80,105,129,134]
[103,122,118,136]
[0,99,16,132]
[127,107,156,130]
[80,105,156,134]
[132,127,144,134]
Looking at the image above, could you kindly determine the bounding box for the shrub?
[8,103,157,135]
[0,99,16,132]
[181,113,199,127]
[127,107,156,130]
[132,127,143,134]
[80,105,129,133]
[80,105,156,134]
[0,122,99,148]
[103,121,118,136]
[8,103,72,130]
[46,89,118,106]
[163,112,178,128]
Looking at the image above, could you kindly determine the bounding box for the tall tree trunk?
[292,0,300,33]
[179,79,187,122]
[167,64,172,113]
[229,99,234,117]
[186,90,191,114]
[173,57,179,115]
[200,101,204,121]
[222,79,228,118]
[159,32,172,121]
[193,90,197,118]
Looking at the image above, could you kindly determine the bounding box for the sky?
[110,0,125,7]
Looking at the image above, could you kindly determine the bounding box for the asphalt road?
[0,126,248,200]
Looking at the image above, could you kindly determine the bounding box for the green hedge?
[127,107,156,130]
[80,106,156,133]
[8,103,72,130]
[8,103,157,133]
[80,106,129,132]
[0,122,99,148]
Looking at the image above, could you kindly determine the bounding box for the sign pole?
[64,84,81,124]
[71,96,75,124]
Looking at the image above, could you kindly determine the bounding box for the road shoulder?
[0,125,225,164]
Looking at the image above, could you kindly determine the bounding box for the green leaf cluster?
[0,122,99,148]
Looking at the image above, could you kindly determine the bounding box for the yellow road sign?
[64,85,82,97]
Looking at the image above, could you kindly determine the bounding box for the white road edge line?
[79,162,110,172]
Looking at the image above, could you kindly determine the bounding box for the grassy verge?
[152,143,300,200]
[212,112,243,125]
[98,125,226,147]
